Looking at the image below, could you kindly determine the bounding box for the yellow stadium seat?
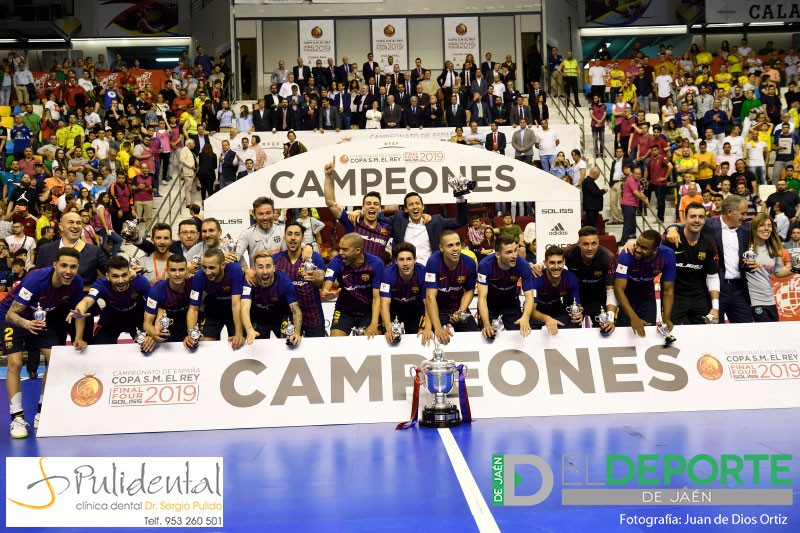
[0,106,10,117]
[0,116,12,129]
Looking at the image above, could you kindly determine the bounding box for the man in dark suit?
[272,100,295,131]
[382,95,403,128]
[510,96,533,126]
[219,139,238,188]
[445,94,466,128]
[389,65,405,89]
[581,167,607,226]
[318,99,341,131]
[394,85,410,109]
[470,71,489,97]
[132,218,199,257]
[484,122,506,154]
[481,52,496,77]
[264,85,281,113]
[353,87,370,128]
[403,97,425,129]
[252,99,271,131]
[336,56,351,85]
[292,58,311,90]
[468,92,491,126]
[332,83,352,129]
[363,53,378,87]
[192,125,211,155]
[666,194,751,323]
[437,61,458,102]
[298,100,318,131]
[413,85,430,108]
[529,81,547,104]
[381,192,469,265]
[410,58,427,86]
[237,159,256,181]
[425,101,443,127]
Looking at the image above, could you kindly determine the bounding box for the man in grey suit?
[510,96,533,126]
[512,118,537,163]
[318,99,341,131]
[470,70,489,97]
[382,95,403,128]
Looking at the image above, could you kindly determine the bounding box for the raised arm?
[323,156,344,219]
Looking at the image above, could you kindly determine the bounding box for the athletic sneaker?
[34,413,40,429]
[10,417,29,439]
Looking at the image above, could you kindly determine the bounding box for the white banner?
[705,0,800,23]
[443,16,480,70]
[39,324,800,437]
[298,19,335,66]
[371,18,408,70]
[535,201,583,251]
[203,138,581,252]
[6,457,223,528]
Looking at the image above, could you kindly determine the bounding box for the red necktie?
[395,74,398,85]
[493,133,498,151]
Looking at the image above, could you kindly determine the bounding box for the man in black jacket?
[581,167,607,227]
[219,139,238,188]
[252,99,271,131]
[131,218,199,256]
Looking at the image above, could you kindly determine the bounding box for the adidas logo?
[549,223,567,236]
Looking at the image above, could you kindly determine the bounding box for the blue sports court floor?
[2,371,799,532]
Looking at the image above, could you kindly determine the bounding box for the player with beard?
[477,235,535,337]
[379,242,432,343]
[424,230,478,344]
[273,221,326,337]
[241,252,302,345]
[185,248,245,349]
[322,232,384,337]
[70,255,154,347]
[186,218,237,276]
[563,226,617,333]
[324,157,392,260]
[136,223,172,285]
[143,254,193,344]
[665,202,720,325]
[614,229,676,337]
[2,248,86,438]
[530,245,583,334]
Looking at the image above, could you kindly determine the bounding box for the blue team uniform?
[340,208,393,261]
[87,274,152,344]
[0,267,84,353]
[531,270,582,329]
[145,280,192,342]
[380,263,427,333]
[242,270,298,338]
[424,251,478,331]
[273,251,326,337]
[190,262,244,339]
[615,246,677,326]
[477,255,535,330]
[324,252,383,334]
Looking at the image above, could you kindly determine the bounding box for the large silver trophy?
[447,174,476,197]
[120,218,139,241]
[418,339,465,428]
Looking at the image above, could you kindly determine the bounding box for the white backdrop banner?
[39,323,800,437]
[443,16,480,70]
[203,138,581,252]
[298,19,335,66]
[705,0,800,23]
[371,18,408,70]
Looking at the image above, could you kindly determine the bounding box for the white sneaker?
[10,417,29,439]
[34,413,40,430]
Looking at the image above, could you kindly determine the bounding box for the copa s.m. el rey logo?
[70,374,103,407]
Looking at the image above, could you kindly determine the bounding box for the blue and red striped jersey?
[424,251,477,315]
[273,251,325,327]
[615,245,677,303]
[324,252,384,316]
[340,208,393,259]
[380,263,426,315]
[190,262,244,319]
[145,280,192,332]
[88,274,151,319]
[531,270,581,317]
[242,270,298,324]
[0,267,83,321]
[477,255,534,311]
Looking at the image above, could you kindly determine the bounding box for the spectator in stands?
[13,60,33,105]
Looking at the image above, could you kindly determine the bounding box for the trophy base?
[420,404,462,428]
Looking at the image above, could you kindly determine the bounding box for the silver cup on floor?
[419,339,464,428]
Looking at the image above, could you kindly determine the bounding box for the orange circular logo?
[383,25,395,37]
[455,23,468,36]
[340,155,349,164]
[71,373,104,407]
[697,354,723,381]
[311,26,323,39]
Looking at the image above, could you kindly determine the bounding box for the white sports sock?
[10,392,22,416]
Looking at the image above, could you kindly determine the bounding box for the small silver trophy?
[566,298,583,321]
[656,321,677,345]
[188,324,202,349]
[120,218,139,240]
[595,309,612,334]
[33,302,47,325]
[743,246,757,262]
[191,254,202,265]
[390,316,404,343]
[159,314,173,335]
[351,326,366,336]
[452,309,470,323]
[220,233,237,255]
[301,258,317,273]
[134,327,148,352]
[703,313,719,324]
[129,255,149,274]
[284,321,297,346]
[487,314,504,340]
[419,338,465,428]
[447,174,476,197]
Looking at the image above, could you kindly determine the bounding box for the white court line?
[438,427,501,533]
